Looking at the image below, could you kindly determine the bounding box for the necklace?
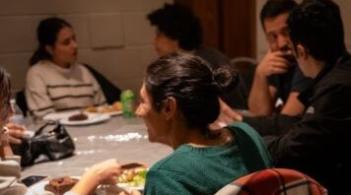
[187,128,233,148]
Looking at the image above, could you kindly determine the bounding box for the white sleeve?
[0,159,21,178]
[90,72,106,106]
[25,67,55,117]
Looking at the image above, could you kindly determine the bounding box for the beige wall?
[256,0,351,60]
[0,0,171,93]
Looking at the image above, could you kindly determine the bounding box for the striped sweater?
[25,60,106,117]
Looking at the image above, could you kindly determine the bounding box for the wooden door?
[175,0,256,59]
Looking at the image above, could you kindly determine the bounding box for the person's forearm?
[70,171,100,195]
[3,145,13,156]
[70,158,121,195]
[280,92,305,116]
[248,73,274,116]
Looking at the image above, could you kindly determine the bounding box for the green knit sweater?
[144,122,272,195]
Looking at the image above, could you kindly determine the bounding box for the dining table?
[21,114,172,179]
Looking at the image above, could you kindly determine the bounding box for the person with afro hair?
[147,3,249,110]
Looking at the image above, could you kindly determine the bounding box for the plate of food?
[26,163,147,195]
[26,176,79,195]
[43,110,80,122]
[60,112,111,126]
[25,176,119,195]
[85,102,122,116]
[117,163,147,191]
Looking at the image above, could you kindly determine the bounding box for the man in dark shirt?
[244,0,351,194]
[249,0,313,117]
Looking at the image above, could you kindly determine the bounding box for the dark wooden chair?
[83,64,122,104]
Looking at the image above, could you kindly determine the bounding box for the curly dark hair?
[288,0,346,65]
[147,3,203,51]
[260,0,297,29]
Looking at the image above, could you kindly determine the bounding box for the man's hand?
[5,123,26,144]
[210,99,243,130]
[256,50,291,77]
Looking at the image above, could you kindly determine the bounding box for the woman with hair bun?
[135,53,272,195]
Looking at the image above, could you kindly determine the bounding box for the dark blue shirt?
[267,63,313,102]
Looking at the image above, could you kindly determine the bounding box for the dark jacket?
[244,53,351,194]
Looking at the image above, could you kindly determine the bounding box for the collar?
[298,52,351,105]
[45,60,77,74]
[314,52,350,83]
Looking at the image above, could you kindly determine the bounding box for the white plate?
[43,110,80,121]
[26,177,80,195]
[26,180,52,195]
[118,182,144,191]
[26,178,143,195]
[106,110,123,116]
[60,113,110,126]
[85,110,123,117]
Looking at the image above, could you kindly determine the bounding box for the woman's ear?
[296,44,308,59]
[45,45,53,55]
[161,97,177,120]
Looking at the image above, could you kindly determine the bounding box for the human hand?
[5,123,26,144]
[209,99,243,130]
[256,50,292,77]
[84,159,122,185]
[71,159,122,195]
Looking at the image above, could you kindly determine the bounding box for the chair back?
[83,64,121,104]
[230,57,257,91]
[215,168,328,195]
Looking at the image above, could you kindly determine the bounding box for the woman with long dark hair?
[136,53,272,195]
[25,17,105,118]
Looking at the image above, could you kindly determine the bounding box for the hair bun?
[212,65,240,93]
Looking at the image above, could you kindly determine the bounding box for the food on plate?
[99,105,117,113]
[84,106,97,113]
[44,176,79,195]
[84,101,122,114]
[68,113,88,121]
[118,163,147,187]
[121,162,145,169]
[112,101,122,111]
